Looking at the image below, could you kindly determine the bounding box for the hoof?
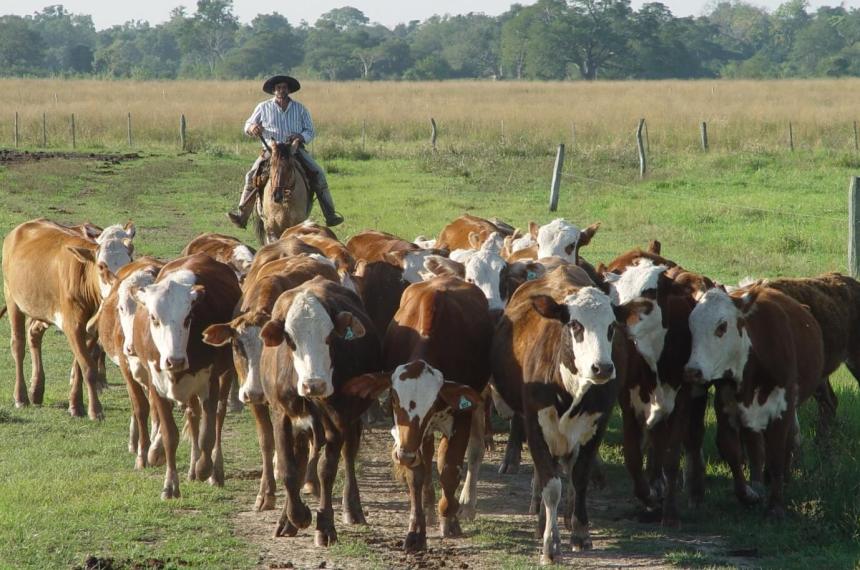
[207,474,224,487]
[498,461,520,475]
[148,447,166,467]
[459,504,477,521]
[160,485,180,500]
[68,405,86,418]
[14,399,29,409]
[88,406,105,421]
[275,518,299,537]
[289,504,312,530]
[440,516,462,538]
[302,480,320,498]
[403,531,427,553]
[134,456,147,471]
[254,493,276,511]
[541,540,561,565]
[196,457,213,482]
[28,390,43,406]
[342,510,367,525]
[314,528,337,547]
[571,534,592,552]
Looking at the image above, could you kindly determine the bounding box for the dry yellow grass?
[1,78,860,154]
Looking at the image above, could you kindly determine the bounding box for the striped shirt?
[244,98,315,145]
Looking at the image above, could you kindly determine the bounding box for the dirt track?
[0,149,141,165]
[232,427,752,570]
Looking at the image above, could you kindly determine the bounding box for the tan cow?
[181,232,256,282]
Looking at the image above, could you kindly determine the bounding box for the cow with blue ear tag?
[344,274,493,553]
[257,276,383,547]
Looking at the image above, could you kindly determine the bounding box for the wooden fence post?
[637,118,647,178]
[850,176,860,278]
[789,122,794,152]
[70,114,76,149]
[430,117,437,151]
[14,112,19,148]
[180,113,187,151]
[549,143,565,212]
[127,113,133,147]
[42,112,47,147]
[700,121,709,151]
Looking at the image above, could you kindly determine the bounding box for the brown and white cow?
[491,265,624,564]
[280,219,339,241]
[181,232,256,281]
[130,253,241,499]
[347,229,445,284]
[294,233,357,291]
[258,277,382,545]
[2,219,134,419]
[435,214,515,251]
[343,275,491,552]
[203,255,340,511]
[685,285,825,517]
[243,236,325,286]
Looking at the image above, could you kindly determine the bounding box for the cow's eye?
[150,315,158,326]
[607,323,615,341]
[184,315,192,327]
[715,321,728,338]
[570,319,584,341]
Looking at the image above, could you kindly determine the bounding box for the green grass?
[0,146,859,567]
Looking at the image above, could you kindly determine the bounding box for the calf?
[344,275,492,551]
[258,277,382,545]
[182,232,256,281]
[294,233,357,290]
[435,214,515,251]
[491,265,623,564]
[280,219,339,241]
[131,253,241,499]
[2,219,133,419]
[347,229,443,283]
[244,236,324,285]
[203,255,340,511]
[685,285,825,517]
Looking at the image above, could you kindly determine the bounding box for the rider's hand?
[248,124,263,137]
[288,134,305,145]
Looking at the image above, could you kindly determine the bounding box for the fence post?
[637,118,647,179]
[700,121,709,151]
[789,122,794,152]
[14,112,19,148]
[180,113,187,151]
[42,112,47,147]
[850,176,860,278]
[430,117,437,151]
[70,114,76,149]
[127,113,133,147]
[549,143,565,212]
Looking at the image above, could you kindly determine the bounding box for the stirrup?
[324,213,344,227]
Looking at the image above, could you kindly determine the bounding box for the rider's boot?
[315,186,344,227]
[226,185,257,229]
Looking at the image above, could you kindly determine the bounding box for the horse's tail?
[250,208,266,246]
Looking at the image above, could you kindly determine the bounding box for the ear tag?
[459,395,472,410]
[526,270,537,280]
[344,327,355,341]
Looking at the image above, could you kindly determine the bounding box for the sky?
[3,0,859,29]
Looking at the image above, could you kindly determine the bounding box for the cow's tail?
[251,209,266,247]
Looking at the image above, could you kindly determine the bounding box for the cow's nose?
[123,345,136,357]
[591,362,614,379]
[684,366,704,384]
[164,357,186,370]
[300,379,329,398]
[395,449,419,467]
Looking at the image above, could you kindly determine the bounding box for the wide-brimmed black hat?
[263,75,300,94]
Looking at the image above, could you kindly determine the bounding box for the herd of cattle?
[2,214,858,565]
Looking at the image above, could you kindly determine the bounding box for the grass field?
[0,144,858,569]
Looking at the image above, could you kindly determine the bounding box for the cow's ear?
[97,262,117,288]
[468,231,482,250]
[342,373,391,400]
[424,255,464,278]
[122,238,134,255]
[382,251,406,268]
[732,288,759,315]
[260,319,285,347]
[81,222,102,239]
[68,246,97,264]
[612,303,630,324]
[578,222,601,247]
[532,295,569,323]
[124,221,136,239]
[438,382,482,412]
[334,311,366,340]
[647,239,661,254]
[528,221,539,239]
[130,285,147,306]
[190,285,206,304]
[202,323,234,347]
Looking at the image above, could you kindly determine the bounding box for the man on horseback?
[227,75,344,228]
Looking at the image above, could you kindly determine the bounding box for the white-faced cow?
[258,277,382,546]
[181,232,256,282]
[343,275,492,552]
[130,253,241,499]
[491,265,624,565]
[435,214,515,252]
[685,285,824,517]
[346,229,445,284]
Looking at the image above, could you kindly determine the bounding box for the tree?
[174,0,239,75]
[30,5,97,74]
[218,13,303,78]
[316,7,369,31]
[0,16,44,75]
[567,0,634,80]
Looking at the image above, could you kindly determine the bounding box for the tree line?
[2,0,859,81]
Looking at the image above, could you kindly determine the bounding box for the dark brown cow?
[2,219,132,419]
[352,259,410,336]
[181,232,256,281]
[131,253,241,499]
[202,256,340,512]
[685,285,825,517]
[435,214,515,251]
[491,265,623,564]
[258,277,382,546]
[343,275,491,552]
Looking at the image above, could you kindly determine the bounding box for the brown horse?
[252,139,311,245]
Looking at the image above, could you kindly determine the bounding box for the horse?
[252,139,311,245]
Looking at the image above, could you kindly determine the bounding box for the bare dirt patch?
[0,149,141,166]
[231,426,754,570]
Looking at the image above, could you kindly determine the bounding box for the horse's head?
[256,138,311,245]
[268,140,300,204]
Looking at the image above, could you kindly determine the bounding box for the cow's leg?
[128,415,139,454]
[341,419,366,525]
[403,448,428,552]
[437,412,471,538]
[66,324,103,420]
[684,388,708,508]
[274,413,312,537]
[185,398,202,481]
[764,415,789,519]
[303,417,322,498]
[656,403,687,528]
[250,403,276,511]
[227,370,243,413]
[742,428,765,492]
[68,359,86,418]
[86,336,107,391]
[421,436,437,526]
[813,379,837,439]
[570,437,603,553]
[621,407,655,513]
[206,371,231,486]
[26,319,49,405]
[152,393,181,499]
[499,415,524,475]
[459,399,486,521]
[8,302,29,408]
[315,418,343,547]
[714,388,758,505]
[147,383,165,467]
[525,413,561,565]
[123,361,151,470]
